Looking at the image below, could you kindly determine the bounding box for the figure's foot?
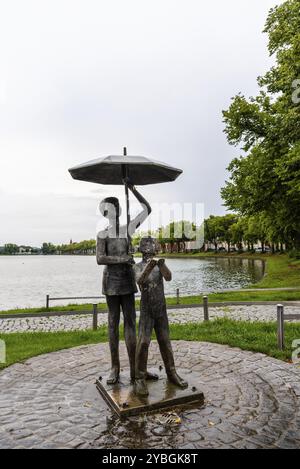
[146,371,159,381]
[167,370,188,388]
[107,367,119,385]
[134,379,149,397]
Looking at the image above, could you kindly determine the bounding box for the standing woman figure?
[97,181,151,384]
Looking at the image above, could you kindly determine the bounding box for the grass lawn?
[251,255,300,288]
[1,319,300,371]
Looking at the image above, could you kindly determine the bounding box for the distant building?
[18,246,32,255]
[185,241,203,252]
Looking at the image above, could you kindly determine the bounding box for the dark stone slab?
[96,369,204,417]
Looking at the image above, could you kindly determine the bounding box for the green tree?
[41,242,56,255]
[204,216,221,251]
[222,0,300,249]
[217,214,238,252]
[204,215,237,252]
[4,244,19,255]
[243,216,259,251]
[229,218,245,252]
[155,221,198,253]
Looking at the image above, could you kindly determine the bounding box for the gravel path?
[0,304,299,333]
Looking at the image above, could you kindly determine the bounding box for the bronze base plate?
[95,368,204,417]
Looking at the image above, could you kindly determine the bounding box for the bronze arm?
[137,259,157,286]
[125,181,152,233]
[157,258,172,281]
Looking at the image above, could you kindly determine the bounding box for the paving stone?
[0,340,300,449]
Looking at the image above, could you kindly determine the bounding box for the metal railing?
[42,291,208,331]
[1,297,300,346]
[44,298,298,343]
[45,286,300,309]
[277,304,300,350]
[46,294,105,309]
[45,289,186,309]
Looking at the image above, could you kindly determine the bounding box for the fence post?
[203,295,209,321]
[46,294,50,310]
[277,304,284,350]
[92,304,98,331]
[176,288,180,305]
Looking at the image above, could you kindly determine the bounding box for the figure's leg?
[146,370,159,381]
[106,295,121,384]
[154,313,188,388]
[134,311,154,396]
[121,294,137,381]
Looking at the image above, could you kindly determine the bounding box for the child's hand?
[147,259,157,269]
[125,254,135,264]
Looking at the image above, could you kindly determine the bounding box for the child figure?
[134,237,188,397]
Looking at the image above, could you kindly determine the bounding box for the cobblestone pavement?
[0,341,300,449]
[0,304,299,333]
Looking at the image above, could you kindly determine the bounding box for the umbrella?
[68,148,182,244]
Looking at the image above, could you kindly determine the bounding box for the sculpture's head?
[99,197,121,222]
[139,237,159,257]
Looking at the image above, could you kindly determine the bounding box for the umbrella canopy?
[68,154,182,186]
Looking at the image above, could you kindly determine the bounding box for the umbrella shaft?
[125,183,130,239]
[122,160,131,253]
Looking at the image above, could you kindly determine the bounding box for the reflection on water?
[0,255,264,310]
[167,257,265,296]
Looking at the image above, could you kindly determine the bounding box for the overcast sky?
[0,0,280,246]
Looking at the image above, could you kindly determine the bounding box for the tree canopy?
[221,0,300,249]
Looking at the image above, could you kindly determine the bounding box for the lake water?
[0,255,264,310]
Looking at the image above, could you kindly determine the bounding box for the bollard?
[203,296,209,321]
[176,288,180,305]
[277,304,284,350]
[46,294,50,310]
[92,304,98,331]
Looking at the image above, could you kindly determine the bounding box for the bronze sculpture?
[96,183,158,385]
[70,151,205,416]
[134,237,188,397]
[69,150,203,414]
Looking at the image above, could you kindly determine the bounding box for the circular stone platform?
[0,341,300,449]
